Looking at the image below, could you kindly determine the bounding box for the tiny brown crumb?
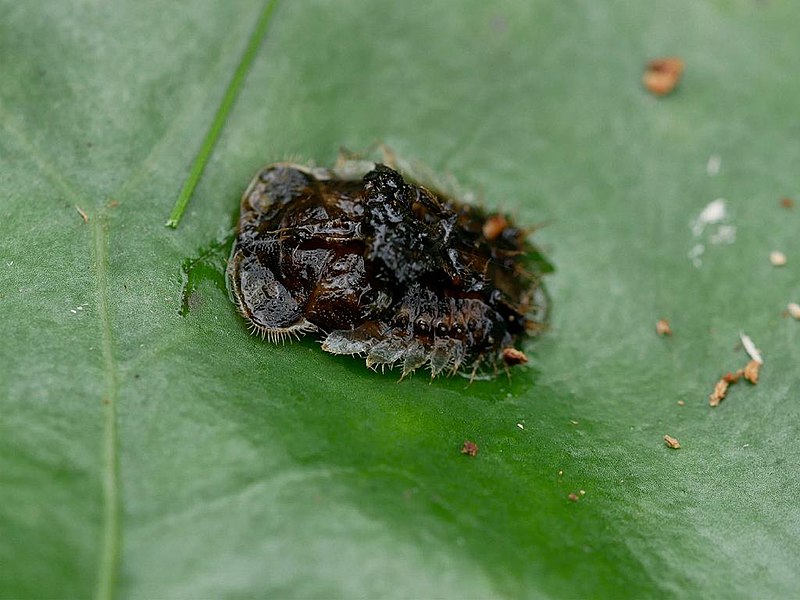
[743,359,760,384]
[655,318,672,336]
[663,434,681,449]
[461,440,479,457]
[677,400,685,406]
[788,302,800,320]
[482,214,508,241]
[643,57,684,96]
[780,197,794,209]
[567,493,580,503]
[709,378,730,407]
[75,205,89,224]
[502,347,528,366]
[107,199,120,209]
[770,251,787,267]
[722,370,744,384]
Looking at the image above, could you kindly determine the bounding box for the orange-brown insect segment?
[227,162,552,378]
[501,347,529,366]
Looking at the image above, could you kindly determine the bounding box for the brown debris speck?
[711,348,763,406]
[643,57,684,96]
[655,318,672,336]
[743,359,760,385]
[482,214,508,241]
[709,378,730,407]
[722,370,744,384]
[664,434,681,449]
[780,197,794,209]
[461,440,479,457]
[502,347,528,366]
[567,493,580,503]
[75,206,89,224]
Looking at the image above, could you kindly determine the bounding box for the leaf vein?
[93,214,121,600]
[165,0,282,228]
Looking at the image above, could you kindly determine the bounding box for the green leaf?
[2,1,799,597]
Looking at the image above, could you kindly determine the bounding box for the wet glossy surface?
[227,163,552,378]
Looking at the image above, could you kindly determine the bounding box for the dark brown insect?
[227,161,551,379]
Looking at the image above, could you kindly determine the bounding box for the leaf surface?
[2,1,799,597]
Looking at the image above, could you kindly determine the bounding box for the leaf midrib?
[0,95,123,599]
[92,213,121,600]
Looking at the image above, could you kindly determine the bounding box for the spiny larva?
[227,161,552,379]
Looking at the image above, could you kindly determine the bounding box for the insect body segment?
[228,162,550,378]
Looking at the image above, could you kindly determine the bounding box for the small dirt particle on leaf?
[788,303,800,320]
[461,440,479,457]
[770,251,787,266]
[709,378,730,407]
[567,493,580,503]
[656,318,672,336]
[643,57,684,96]
[710,334,764,406]
[75,205,89,224]
[780,197,794,209]
[723,370,744,384]
[677,400,685,406]
[739,333,764,365]
[664,434,681,449]
[743,359,760,384]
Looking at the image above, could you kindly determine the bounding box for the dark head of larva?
[227,161,552,379]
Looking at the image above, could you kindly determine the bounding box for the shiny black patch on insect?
[227,162,552,379]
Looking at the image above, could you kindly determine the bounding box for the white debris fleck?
[516,423,525,430]
[739,332,763,365]
[788,303,800,320]
[770,251,787,266]
[706,154,721,176]
[6,261,13,267]
[688,243,705,268]
[70,309,77,314]
[691,199,727,237]
[710,224,736,245]
[688,199,735,267]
